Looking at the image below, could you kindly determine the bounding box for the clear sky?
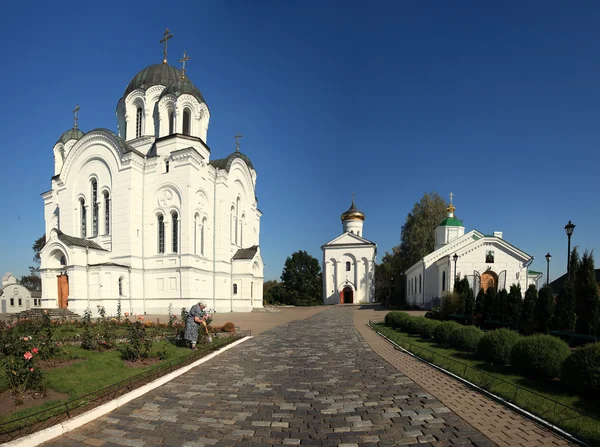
[1,1,599,284]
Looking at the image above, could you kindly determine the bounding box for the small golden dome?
[447,204,456,213]
[341,201,365,221]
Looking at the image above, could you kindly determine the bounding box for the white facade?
[0,273,37,314]
[321,202,377,305]
[406,202,538,309]
[39,58,264,315]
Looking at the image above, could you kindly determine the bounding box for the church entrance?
[480,271,498,293]
[340,286,353,304]
[57,275,69,308]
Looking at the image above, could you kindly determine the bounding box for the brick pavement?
[41,306,496,447]
[353,306,574,447]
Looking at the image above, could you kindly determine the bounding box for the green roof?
[472,234,481,241]
[159,77,206,105]
[209,151,254,172]
[438,217,463,227]
[56,127,84,144]
[528,270,543,276]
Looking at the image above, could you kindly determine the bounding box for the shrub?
[404,317,428,335]
[119,318,153,361]
[510,334,571,380]
[384,312,410,329]
[449,326,483,352]
[561,342,600,398]
[419,319,441,340]
[440,292,461,320]
[433,321,462,346]
[534,286,554,334]
[477,329,523,365]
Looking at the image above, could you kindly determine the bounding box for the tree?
[483,287,497,321]
[281,250,322,306]
[263,280,280,305]
[535,286,554,334]
[552,279,577,332]
[464,287,475,324]
[520,285,538,335]
[575,250,599,335]
[17,234,45,292]
[475,288,485,316]
[375,252,403,306]
[496,289,508,321]
[569,246,581,284]
[505,284,522,327]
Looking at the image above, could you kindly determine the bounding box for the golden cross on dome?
[352,192,356,204]
[73,104,80,129]
[160,28,174,64]
[234,132,243,152]
[179,51,190,78]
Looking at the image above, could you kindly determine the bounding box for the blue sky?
[1,1,599,284]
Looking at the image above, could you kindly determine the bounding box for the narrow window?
[442,271,446,292]
[80,198,86,237]
[201,217,206,256]
[233,283,238,295]
[104,191,110,235]
[91,180,98,237]
[136,107,143,138]
[346,261,351,271]
[18,298,22,307]
[60,255,66,266]
[240,215,245,247]
[251,282,254,298]
[235,197,240,246]
[10,298,14,306]
[165,159,170,173]
[419,274,422,293]
[230,207,235,243]
[194,214,198,255]
[118,277,124,296]
[158,215,165,254]
[168,111,174,135]
[183,109,190,135]
[172,212,178,253]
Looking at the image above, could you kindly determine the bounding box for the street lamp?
[453,253,459,281]
[564,220,576,275]
[545,253,551,286]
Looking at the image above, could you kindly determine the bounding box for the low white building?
[321,201,377,304]
[39,35,264,315]
[405,198,542,309]
[0,273,37,314]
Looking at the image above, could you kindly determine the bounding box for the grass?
[372,323,600,445]
[0,335,237,435]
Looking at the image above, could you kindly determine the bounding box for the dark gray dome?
[209,152,254,172]
[56,128,84,144]
[123,64,182,97]
[159,77,206,104]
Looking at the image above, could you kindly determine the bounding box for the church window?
[419,274,422,293]
[10,298,14,306]
[486,250,495,263]
[183,109,191,135]
[233,283,238,295]
[118,277,124,296]
[172,212,179,253]
[168,111,174,135]
[235,198,240,246]
[157,215,165,254]
[346,261,351,271]
[18,298,22,307]
[201,217,206,256]
[135,107,143,138]
[165,159,170,173]
[104,191,110,235]
[91,180,98,237]
[442,271,446,292]
[60,255,66,266]
[194,214,198,254]
[80,198,87,237]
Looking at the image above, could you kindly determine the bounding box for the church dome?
[123,64,182,98]
[56,127,84,144]
[209,151,254,172]
[159,77,206,104]
[341,201,364,221]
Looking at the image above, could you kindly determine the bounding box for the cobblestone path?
[42,307,495,447]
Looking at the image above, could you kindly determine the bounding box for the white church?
[405,196,542,309]
[39,31,264,315]
[321,200,377,304]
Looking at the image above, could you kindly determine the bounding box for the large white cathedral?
[39,33,264,315]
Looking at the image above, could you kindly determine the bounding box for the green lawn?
[372,323,600,445]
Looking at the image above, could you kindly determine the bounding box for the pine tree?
[520,285,537,335]
[475,288,485,316]
[575,251,599,335]
[483,287,497,321]
[552,279,577,332]
[496,289,509,321]
[464,287,475,323]
[569,246,581,284]
[506,284,523,327]
[535,286,554,334]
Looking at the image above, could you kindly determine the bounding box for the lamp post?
[453,253,459,284]
[545,253,551,286]
[564,220,576,275]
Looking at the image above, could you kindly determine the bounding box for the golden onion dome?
[341,200,365,221]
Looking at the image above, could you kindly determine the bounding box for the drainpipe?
[138,183,146,315]
[86,247,90,310]
[128,266,133,314]
[230,257,234,312]
[212,182,217,311]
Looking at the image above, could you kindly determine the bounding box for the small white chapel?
[39,30,264,315]
[321,200,377,304]
[405,195,542,309]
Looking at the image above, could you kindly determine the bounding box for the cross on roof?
[352,192,356,204]
[179,51,190,78]
[73,104,80,129]
[234,132,243,152]
[159,28,174,64]
[449,192,454,205]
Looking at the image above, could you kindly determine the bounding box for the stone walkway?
[42,306,496,447]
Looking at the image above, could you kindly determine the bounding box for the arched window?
[135,107,143,138]
[233,283,238,295]
[118,277,124,296]
[60,255,66,266]
[235,197,240,246]
[201,217,206,256]
[91,180,98,237]
[165,159,170,173]
[442,271,446,292]
[230,206,235,244]
[80,198,86,237]
[183,109,191,135]
[104,191,110,235]
[419,274,422,293]
[168,111,174,135]
[194,214,198,255]
[346,261,351,271]
[157,215,165,254]
[172,212,178,253]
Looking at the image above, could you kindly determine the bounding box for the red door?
[57,275,69,308]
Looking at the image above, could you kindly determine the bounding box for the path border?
[4,336,253,447]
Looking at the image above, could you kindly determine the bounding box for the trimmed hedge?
[384,312,410,329]
[477,328,523,365]
[561,342,600,398]
[449,326,483,352]
[419,319,442,340]
[510,334,571,380]
[433,321,462,346]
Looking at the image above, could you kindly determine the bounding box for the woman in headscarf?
[184,302,207,350]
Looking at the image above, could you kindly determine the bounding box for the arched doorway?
[480,270,498,293]
[340,286,354,304]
